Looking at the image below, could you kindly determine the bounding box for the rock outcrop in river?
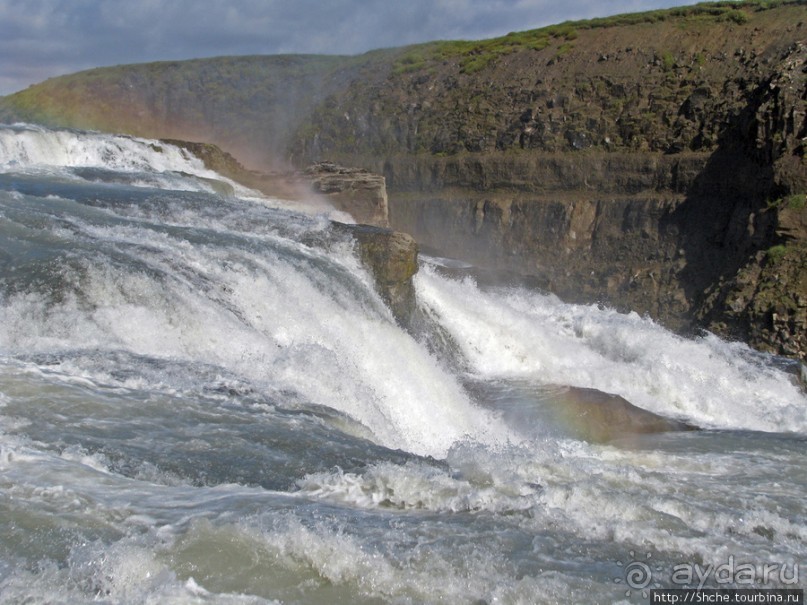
[161,140,410,322]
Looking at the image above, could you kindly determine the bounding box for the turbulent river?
[0,123,805,604]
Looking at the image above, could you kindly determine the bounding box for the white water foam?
[416,264,807,433]
[0,123,212,176]
[0,216,513,458]
[295,433,806,573]
[165,514,599,604]
[295,459,541,513]
[3,124,806,605]
[0,125,508,456]
[0,123,351,219]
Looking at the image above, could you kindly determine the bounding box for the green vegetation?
[556,42,575,58]
[785,193,807,211]
[388,0,804,76]
[721,9,751,23]
[753,0,799,8]
[661,51,676,71]
[766,244,789,264]
[393,25,578,75]
[768,193,807,210]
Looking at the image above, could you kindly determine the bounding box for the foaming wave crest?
[295,459,540,513]
[416,264,807,433]
[1,123,211,175]
[0,191,512,458]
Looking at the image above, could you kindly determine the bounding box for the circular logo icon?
[625,560,652,589]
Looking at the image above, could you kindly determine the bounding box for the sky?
[0,0,708,96]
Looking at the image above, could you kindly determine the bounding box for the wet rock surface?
[333,223,418,326]
[551,387,697,444]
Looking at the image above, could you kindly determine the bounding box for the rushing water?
[0,123,805,604]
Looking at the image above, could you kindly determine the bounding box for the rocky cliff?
[286,2,807,358]
[1,1,805,358]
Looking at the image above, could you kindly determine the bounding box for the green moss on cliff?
[766,244,789,263]
[785,194,807,211]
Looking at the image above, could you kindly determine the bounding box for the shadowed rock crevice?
[677,41,807,357]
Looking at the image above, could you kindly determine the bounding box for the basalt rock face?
[391,188,692,328]
[378,32,807,359]
[305,162,390,228]
[387,144,806,358]
[696,201,807,359]
[162,139,249,178]
[676,39,807,358]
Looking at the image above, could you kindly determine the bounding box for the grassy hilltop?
[0,1,802,168]
[1,0,806,360]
